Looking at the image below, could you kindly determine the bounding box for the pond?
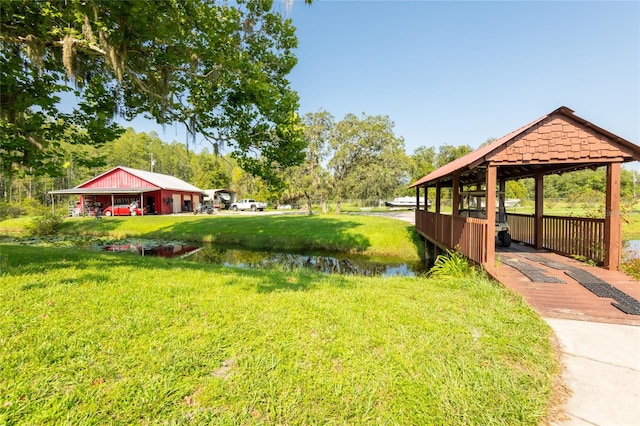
[100,239,640,275]
[100,240,427,277]
[624,239,640,259]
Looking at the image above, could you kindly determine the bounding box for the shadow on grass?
[2,245,354,294]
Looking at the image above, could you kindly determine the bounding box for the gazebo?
[410,106,640,271]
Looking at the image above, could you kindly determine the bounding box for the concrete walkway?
[547,319,640,426]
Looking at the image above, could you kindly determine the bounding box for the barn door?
[172,194,181,214]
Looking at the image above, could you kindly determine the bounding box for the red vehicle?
[103,204,145,216]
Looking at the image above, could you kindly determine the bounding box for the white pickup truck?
[231,199,267,212]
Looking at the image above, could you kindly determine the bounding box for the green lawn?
[0,213,423,260]
[0,244,557,424]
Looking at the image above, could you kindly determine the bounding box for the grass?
[0,213,423,260]
[0,244,557,424]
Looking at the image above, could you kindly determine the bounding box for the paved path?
[548,319,640,426]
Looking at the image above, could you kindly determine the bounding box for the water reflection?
[101,241,425,277]
[103,242,200,258]
[191,246,425,277]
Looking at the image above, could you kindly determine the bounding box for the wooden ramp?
[487,244,640,326]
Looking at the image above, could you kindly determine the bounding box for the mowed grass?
[0,243,558,425]
[0,213,422,260]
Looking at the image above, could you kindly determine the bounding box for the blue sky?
[124,0,639,166]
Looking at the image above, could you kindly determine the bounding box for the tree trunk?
[304,191,313,214]
[336,199,341,215]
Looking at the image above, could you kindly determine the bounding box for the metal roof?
[410,106,640,188]
[110,166,203,192]
[49,166,204,195]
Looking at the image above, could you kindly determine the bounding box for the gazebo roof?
[410,106,640,188]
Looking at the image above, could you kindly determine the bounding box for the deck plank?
[487,244,640,326]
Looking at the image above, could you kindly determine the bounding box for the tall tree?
[1,0,305,184]
[190,150,232,190]
[285,110,333,213]
[434,144,473,168]
[328,114,407,214]
[409,146,437,184]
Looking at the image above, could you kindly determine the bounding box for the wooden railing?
[453,216,487,264]
[506,213,535,245]
[415,210,487,265]
[543,215,605,263]
[417,211,605,266]
[507,213,605,263]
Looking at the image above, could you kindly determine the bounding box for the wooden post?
[414,186,420,226]
[498,179,506,223]
[451,173,460,249]
[452,174,460,217]
[604,162,621,270]
[534,173,544,250]
[435,182,441,243]
[485,166,497,268]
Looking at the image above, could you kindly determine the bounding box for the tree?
[1,0,306,185]
[106,129,153,171]
[409,146,437,184]
[285,110,333,213]
[434,144,473,168]
[327,114,407,213]
[190,150,232,190]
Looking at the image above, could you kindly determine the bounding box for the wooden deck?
[486,244,640,326]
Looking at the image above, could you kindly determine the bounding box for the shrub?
[622,258,640,280]
[0,199,48,220]
[26,214,65,236]
[0,201,25,219]
[429,249,477,279]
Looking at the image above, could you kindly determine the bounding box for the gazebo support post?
[604,162,621,270]
[485,165,497,268]
[498,179,506,223]
[534,173,544,250]
[452,174,461,250]
[435,183,442,259]
[452,174,460,216]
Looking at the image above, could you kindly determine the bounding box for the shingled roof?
[410,106,640,188]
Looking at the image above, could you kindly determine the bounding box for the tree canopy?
[279,112,412,213]
[1,0,305,184]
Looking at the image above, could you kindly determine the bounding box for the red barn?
[50,166,204,215]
